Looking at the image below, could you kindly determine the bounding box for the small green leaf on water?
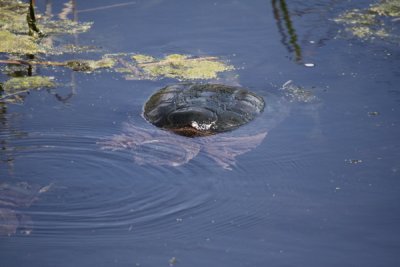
[368,111,380,116]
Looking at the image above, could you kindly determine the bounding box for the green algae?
[0,2,237,105]
[65,56,117,72]
[128,54,234,80]
[370,0,400,17]
[334,0,400,40]
[131,54,156,64]
[38,19,92,35]
[1,76,56,103]
[2,76,56,92]
[0,0,92,56]
[0,30,41,54]
[0,0,29,34]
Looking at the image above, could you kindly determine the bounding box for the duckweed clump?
[0,2,237,105]
[66,56,117,72]
[334,0,400,40]
[129,54,234,80]
[3,76,56,92]
[0,30,41,54]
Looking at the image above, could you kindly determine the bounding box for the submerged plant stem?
[0,59,65,67]
[27,0,44,37]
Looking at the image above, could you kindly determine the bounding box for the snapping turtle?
[0,182,51,236]
[100,82,296,169]
[143,83,265,137]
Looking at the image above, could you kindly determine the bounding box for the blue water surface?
[1,0,400,266]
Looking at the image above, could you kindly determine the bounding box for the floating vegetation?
[65,56,117,72]
[334,0,400,40]
[38,19,93,35]
[1,76,56,103]
[370,0,400,17]
[2,76,56,92]
[0,0,30,34]
[0,2,235,105]
[120,54,234,81]
[0,30,41,54]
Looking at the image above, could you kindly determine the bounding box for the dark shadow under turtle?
[99,83,300,169]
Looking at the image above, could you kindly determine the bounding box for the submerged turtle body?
[143,83,265,137]
[100,81,317,169]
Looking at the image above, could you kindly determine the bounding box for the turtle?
[0,181,51,236]
[143,83,265,137]
[99,82,299,170]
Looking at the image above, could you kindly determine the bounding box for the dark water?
[1,0,400,266]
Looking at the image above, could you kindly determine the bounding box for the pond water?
[1,0,400,266]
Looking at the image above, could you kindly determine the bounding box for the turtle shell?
[143,83,265,137]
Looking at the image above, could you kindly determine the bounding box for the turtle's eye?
[167,107,217,128]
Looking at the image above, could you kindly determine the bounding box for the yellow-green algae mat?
[334,0,400,40]
[0,1,234,104]
[0,76,56,104]
[117,54,234,81]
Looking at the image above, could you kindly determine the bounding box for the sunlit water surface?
[1,0,400,266]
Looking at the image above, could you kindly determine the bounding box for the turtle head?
[167,107,217,137]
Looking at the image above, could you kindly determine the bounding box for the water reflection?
[272,0,302,62]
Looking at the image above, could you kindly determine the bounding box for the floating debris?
[169,257,178,266]
[281,80,316,103]
[304,63,315,68]
[368,111,380,116]
[346,159,363,164]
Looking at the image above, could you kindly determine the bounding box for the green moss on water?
[334,0,400,40]
[370,0,400,17]
[0,0,29,34]
[3,76,56,93]
[66,56,117,72]
[130,54,234,80]
[132,54,156,64]
[38,19,92,35]
[0,30,41,54]
[334,11,378,26]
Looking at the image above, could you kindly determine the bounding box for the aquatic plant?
[0,1,235,104]
[0,76,56,103]
[121,54,234,80]
[334,0,400,40]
